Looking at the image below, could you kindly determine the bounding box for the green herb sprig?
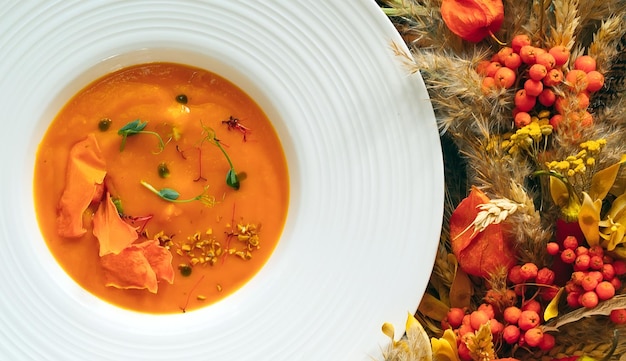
[118,119,167,153]
[140,180,216,207]
[199,123,240,190]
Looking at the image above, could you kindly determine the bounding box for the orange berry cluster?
[546,236,626,309]
[441,288,556,360]
[477,34,605,130]
[440,237,626,360]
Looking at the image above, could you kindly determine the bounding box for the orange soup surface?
[34,63,289,313]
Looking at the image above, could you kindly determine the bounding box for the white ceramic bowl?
[0,1,443,360]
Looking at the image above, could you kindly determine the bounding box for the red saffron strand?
[193,147,206,182]
[180,275,205,313]
[221,203,237,265]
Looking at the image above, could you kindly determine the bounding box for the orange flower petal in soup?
[93,192,138,256]
[134,239,174,284]
[56,133,106,238]
[101,246,159,294]
[449,187,516,277]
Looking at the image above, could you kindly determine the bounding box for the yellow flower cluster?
[501,112,553,156]
[545,139,606,177]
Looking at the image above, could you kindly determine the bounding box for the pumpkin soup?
[34,62,289,313]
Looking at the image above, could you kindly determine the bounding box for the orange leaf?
[93,193,138,256]
[449,187,516,277]
[441,0,504,42]
[56,134,106,238]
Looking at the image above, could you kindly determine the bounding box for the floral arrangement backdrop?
[375,0,626,360]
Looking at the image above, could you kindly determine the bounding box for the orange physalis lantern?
[449,187,516,277]
[440,0,504,43]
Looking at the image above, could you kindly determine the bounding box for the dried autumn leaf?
[440,0,504,42]
[418,293,450,321]
[93,192,138,256]
[449,267,473,309]
[449,187,516,277]
[57,134,106,238]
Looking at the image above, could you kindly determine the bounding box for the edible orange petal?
[100,239,174,293]
[93,192,138,256]
[135,239,175,284]
[57,134,106,238]
[101,246,158,293]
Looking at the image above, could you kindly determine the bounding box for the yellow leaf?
[550,176,570,208]
[579,192,602,247]
[603,213,626,251]
[405,312,420,332]
[382,322,395,341]
[418,293,450,321]
[590,155,626,201]
[449,267,473,309]
[544,287,564,321]
[405,313,433,361]
[431,330,461,361]
[607,192,626,221]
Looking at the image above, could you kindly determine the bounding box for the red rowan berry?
[580,291,599,308]
[609,309,626,324]
[595,281,615,300]
[563,236,579,250]
[470,310,490,330]
[539,332,556,351]
[518,310,540,330]
[538,88,556,107]
[586,70,605,92]
[574,55,597,73]
[520,262,539,281]
[446,307,465,328]
[561,248,576,264]
[613,260,626,275]
[549,45,570,66]
[503,306,522,324]
[524,327,544,347]
[536,267,555,285]
[503,325,521,344]
[511,34,531,53]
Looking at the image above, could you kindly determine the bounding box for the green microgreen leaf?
[117,119,167,153]
[157,188,180,201]
[199,122,241,190]
[140,180,216,207]
[226,168,240,190]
